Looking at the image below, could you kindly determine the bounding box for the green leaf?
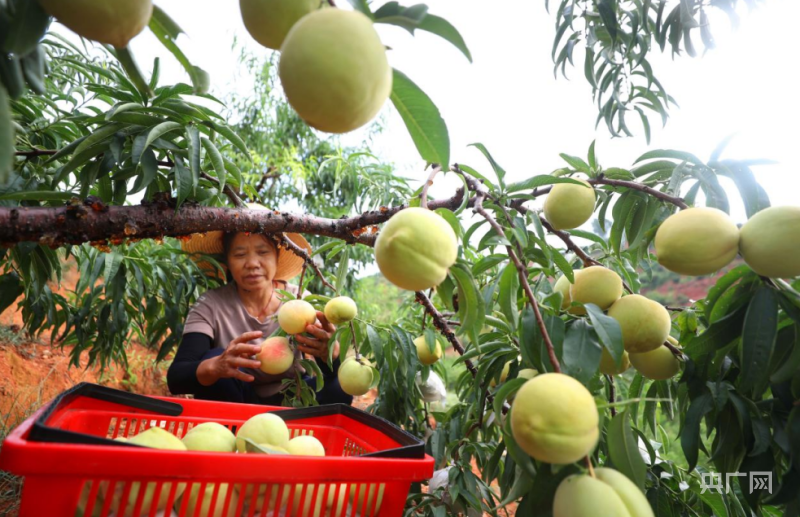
[174,157,193,208]
[345,0,372,16]
[561,319,601,385]
[137,121,182,163]
[113,47,153,99]
[498,262,520,332]
[148,6,209,94]
[373,3,429,32]
[739,286,778,397]
[559,153,591,173]
[0,190,76,201]
[2,0,51,56]
[506,175,588,194]
[417,14,472,63]
[243,438,289,455]
[469,143,506,185]
[0,272,23,313]
[608,411,647,489]
[201,137,226,194]
[390,69,450,168]
[682,391,714,472]
[73,123,123,159]
[103,251,123,283]
[494,378,527,422]
[203,121,251,160]
[335,246,350,293]
[186,126,200,181]
[0,85,13,184]
[584,303,624,367]
[634,148,704,166]
[597,0,620,41]
[450,263,485,345]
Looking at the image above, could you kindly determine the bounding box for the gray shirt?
[183,281,306,398]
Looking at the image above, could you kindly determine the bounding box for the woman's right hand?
[196,331,264,386]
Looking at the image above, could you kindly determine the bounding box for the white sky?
[121,0,800,228]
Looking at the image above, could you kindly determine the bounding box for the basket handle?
[28,382,183,446]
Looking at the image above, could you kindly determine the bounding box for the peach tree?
[0,0,798,516]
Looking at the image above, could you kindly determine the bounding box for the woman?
[167,219,352,406]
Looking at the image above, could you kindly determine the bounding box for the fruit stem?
[585,456,596,478]
[663,339,683,358]
[420,164,442,210]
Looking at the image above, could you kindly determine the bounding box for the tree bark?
[0,189,466,248]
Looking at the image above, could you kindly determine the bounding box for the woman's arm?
[166,332,214,394]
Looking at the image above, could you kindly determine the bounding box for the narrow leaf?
[739,286,778,397]
[390,69,449,168]
[608,411,647,489]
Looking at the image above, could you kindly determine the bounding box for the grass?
[0,372,57,517]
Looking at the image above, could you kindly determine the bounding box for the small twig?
[537,216,603,268]
[415,291,476,375]
[420,164,442,210]
[420,288,433,333]
[521,177,689,210]
[664,305,685,312]
[606,375,617,417]
[280,234,336,291]
[445,319,461,326]
[14,149,57,157]
[473,192,562,374]
[255,166,279,193]
[200,171,244,208]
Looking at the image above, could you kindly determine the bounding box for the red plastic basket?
[0,383,434,517]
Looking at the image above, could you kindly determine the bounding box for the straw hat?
[181,203,311,281]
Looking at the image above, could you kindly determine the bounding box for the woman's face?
[226,233,278,290]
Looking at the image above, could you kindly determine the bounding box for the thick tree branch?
[0,187,468,247]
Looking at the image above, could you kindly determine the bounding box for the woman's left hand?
[296,311,340,360]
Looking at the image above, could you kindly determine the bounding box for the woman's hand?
[196,331,263,386]
[296,311,340,360]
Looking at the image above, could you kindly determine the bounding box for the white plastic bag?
[416,371,446,403]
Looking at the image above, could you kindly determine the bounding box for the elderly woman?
[166,221,352,406]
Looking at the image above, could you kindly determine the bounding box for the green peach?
[544,179,596,230]
[279,9,391,133]
[415,335,443,366]
[629,337,681,380]
[599,348,630,376]
[375,207,458,292]
[511,373,599,464]
[607,295,671,354]
[235,413,290,453]
[655,207,739,276]
[278,299,317,334]
[324,296,358,325]
[239,0,321,50]
[181,422,236,453]
[569,266,623,315]
[739,206,800,278]
[338,357,374,396]
[38,0,152,48]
